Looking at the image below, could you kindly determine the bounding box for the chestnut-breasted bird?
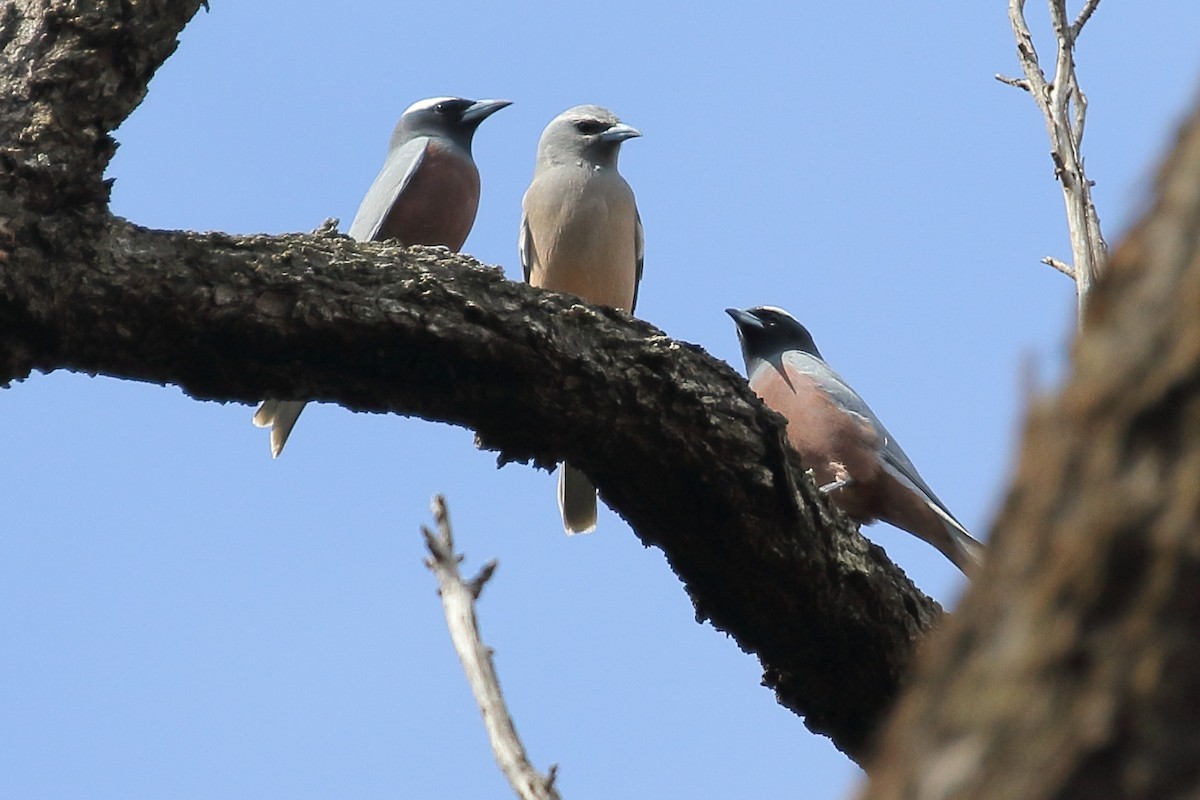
[727,306,983,573]
[254,96,511,457]
[520,105,643,534]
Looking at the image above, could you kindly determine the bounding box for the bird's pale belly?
[532,220,637,309]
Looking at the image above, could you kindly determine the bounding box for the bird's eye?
[434,102,450,115]
[574,119,609,135]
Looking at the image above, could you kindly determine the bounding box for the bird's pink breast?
[750,363,884,521]
[378,140,481,250]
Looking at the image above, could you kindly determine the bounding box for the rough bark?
[863,97,1200,798]
[0,0,941,762]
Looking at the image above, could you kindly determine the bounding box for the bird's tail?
[252,399,307,459]
[934,511,986,574]
[952,528,986,571]
[558,462,598,534]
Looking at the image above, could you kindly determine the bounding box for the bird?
[253,96,511,458]
[725,306,983,573]
[520,104,644,534]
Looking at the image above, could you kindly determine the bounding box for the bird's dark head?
[537,104,641,169]
[392,96,511,151]
[725,306,823,371]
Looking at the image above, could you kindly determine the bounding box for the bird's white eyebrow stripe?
[403,96,459,115]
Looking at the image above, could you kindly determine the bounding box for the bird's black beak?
[725,307,762,331]
[461,99,512,125]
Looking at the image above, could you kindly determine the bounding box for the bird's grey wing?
[347,136,430,242]
[784,351,883,432]
[518,201,534,284]
[630,205,644,312]
[876,430,965,523]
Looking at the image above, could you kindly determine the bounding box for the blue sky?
[4,2,1200,798]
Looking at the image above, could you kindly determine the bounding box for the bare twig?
[1003,0,1108,323]
[1071,0,1102,38]
[1042,256,1076,278]
[994,73,1032,92]
[1071,75,1088,144]
[422,495,563,800]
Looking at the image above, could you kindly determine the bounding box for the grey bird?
[726,306,984,573]
[520,104,643,534]
[253,96,511,457]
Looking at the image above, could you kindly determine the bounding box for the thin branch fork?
[1000,0,1108,321]
[422,495,563,800]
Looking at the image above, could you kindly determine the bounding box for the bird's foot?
[818,477,854,494]
[818,462,854,494]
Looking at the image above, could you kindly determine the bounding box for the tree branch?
[0,0,206,218]
[1,212,942,761]
[423,495,562,800]
[0,0,944,763]
[1003,0,1108,322]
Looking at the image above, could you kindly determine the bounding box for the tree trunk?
[864,95,1200,798]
